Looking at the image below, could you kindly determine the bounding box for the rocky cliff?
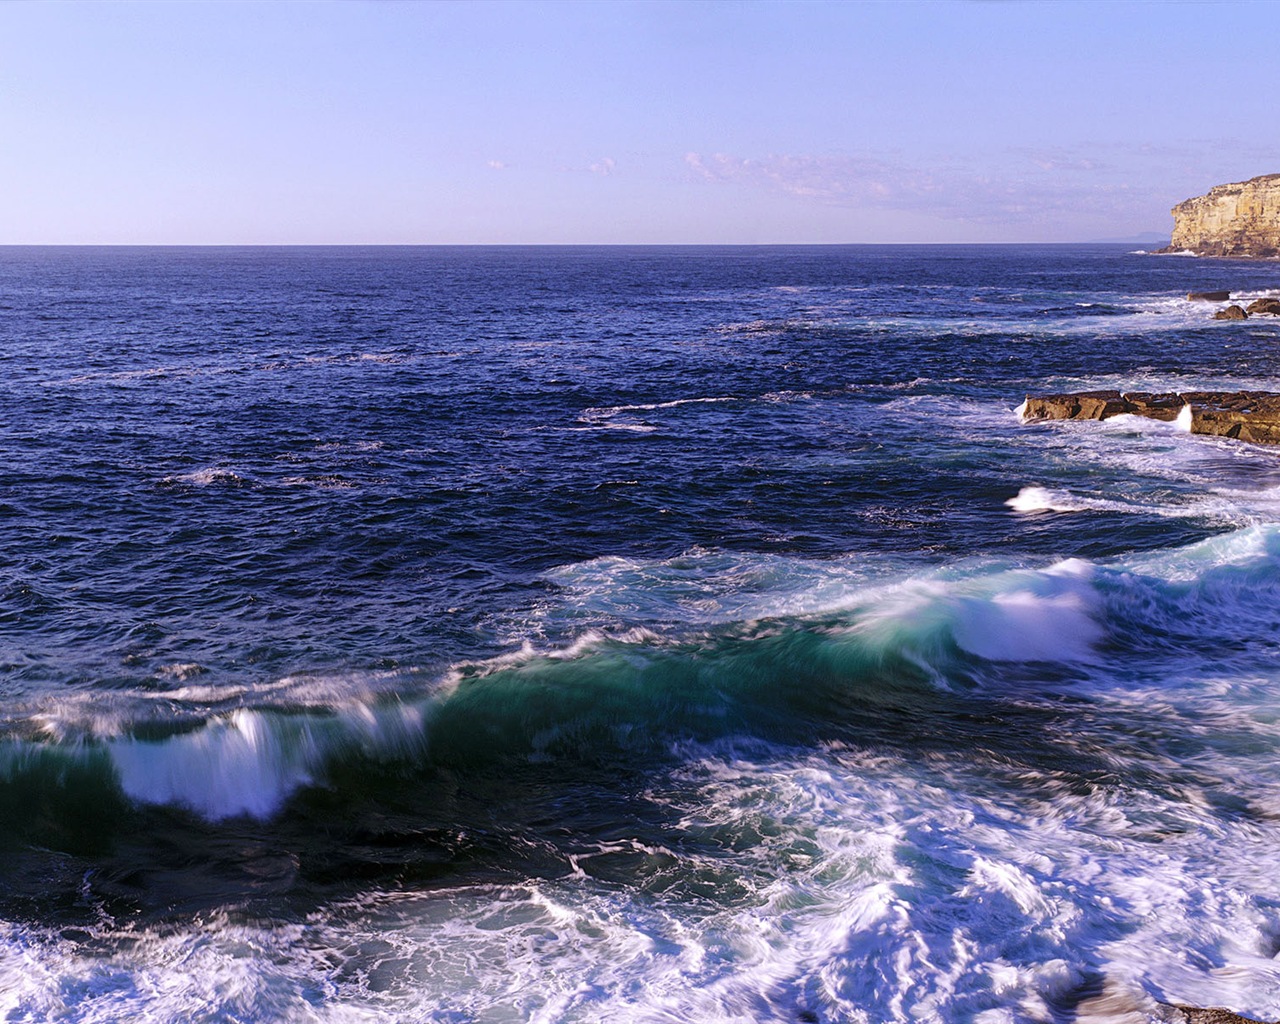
[1167,174,1280,257]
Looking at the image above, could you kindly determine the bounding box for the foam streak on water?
[3,246,1280,1022]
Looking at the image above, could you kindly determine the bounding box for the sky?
[3,0,1280,245]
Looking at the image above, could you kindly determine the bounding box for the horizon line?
[0,239,1170,249]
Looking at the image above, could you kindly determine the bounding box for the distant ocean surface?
[4,244,1280,1023]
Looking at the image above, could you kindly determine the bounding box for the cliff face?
[1168,174,1280,257]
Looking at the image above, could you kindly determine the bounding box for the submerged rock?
[1072,976,1279,1024]
[1213,304,1249,320]
[1020,388,1280,446]
[1164,1007,1277,1024]
[1072,976,1278,1024]
[1246,296,1280,315]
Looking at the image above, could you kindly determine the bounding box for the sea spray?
[11,531,1280,829]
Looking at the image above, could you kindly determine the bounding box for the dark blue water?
[3,245,1280,1022]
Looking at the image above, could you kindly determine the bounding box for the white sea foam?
[159,467,247,488]
[579,421,660,433]
[576,395,739,431]
[540,545,1113,674]
[144,682,245,703]
[1121,521,1280,581]
[1006,485,1096,513]
[536,517,1280,702]
[535,548,903,634]
[107,702,427,820]
[576,391,825,433]
[854,559,1104,665]
[581,396,738,418]
[1003,482,1200,519]
[109,709,322,819]
[279,475,360,489]
[10,733,1280,1022]
[5,667,420,742]
[951,581,1103,663]
[7,526,1280,1019]
[6,532,1280,1014]
[878,394,1038,437]
[312,439,386,453]
[154,661,205,681]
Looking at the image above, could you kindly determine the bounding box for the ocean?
[2,244,1280,1022]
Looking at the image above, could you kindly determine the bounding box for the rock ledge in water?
[1164,1007,1277,1024]
[1073,977,1278,1024]
[1019,389,1280,445]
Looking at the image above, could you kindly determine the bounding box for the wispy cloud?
[683,149,1158,230]
[557,157,619,177]
[1013,148,1105,173]
[486,159,509,171]
[684,152,915,203]
[684,143,1280,235]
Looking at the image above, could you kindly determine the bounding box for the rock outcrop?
[1020,389,1280,445]
[1164,174,1280,257]
[1167,1008,1277,1024]
[1020,390,1131,421]
[1213,304,1249,320]
[1071,976,1279,1024]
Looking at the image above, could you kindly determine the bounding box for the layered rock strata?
[1164,174,1280,257]
[1020,389,1280,445]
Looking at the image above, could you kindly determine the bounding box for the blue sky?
[3,0,1279,244]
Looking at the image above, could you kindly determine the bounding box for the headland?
[1160,174,1280,258]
